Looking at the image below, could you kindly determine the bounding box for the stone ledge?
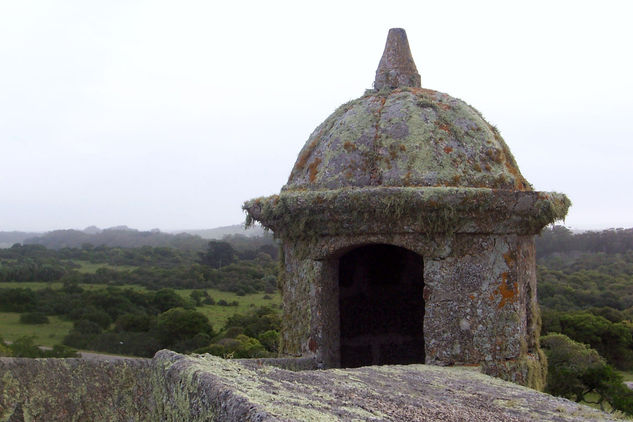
[1,351,623,421]
[244,187,570,239]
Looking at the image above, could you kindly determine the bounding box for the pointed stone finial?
[374,28,421,90]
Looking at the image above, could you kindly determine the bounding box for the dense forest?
[535,227,633,362]
[534,226,633,412]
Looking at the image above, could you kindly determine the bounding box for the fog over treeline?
[0,224,266,249]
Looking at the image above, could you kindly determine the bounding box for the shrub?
[258,330,279,353]
[195,335,268,359]
[541,333,633,414]
[115,313,153,332]
[156,307,214,349]
[88,331,161,357]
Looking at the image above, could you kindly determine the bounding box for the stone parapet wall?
[0,357,153,421]
[0,352,619,421]
[0,352,269,422]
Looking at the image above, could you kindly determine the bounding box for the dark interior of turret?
[338,244,425,368]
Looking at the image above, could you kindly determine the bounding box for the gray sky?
[1,0,632,232]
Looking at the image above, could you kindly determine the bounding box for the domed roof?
[284,87,530,191]
[285,28,529,192]
[243,29,569,239]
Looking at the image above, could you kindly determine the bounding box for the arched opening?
[338,244,425,367]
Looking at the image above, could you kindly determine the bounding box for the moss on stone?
[244,187,570,240]
[481,349,548,391]
[283,87,532,191]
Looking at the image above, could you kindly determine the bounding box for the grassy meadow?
[0,312,74,347]
[0,280,280,351]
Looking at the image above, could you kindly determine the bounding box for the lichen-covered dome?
[285,87,531,191]
[244,28,569,238]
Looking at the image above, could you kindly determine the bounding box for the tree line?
[0,236,279,294]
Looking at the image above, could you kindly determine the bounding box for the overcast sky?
[1,0,631,232]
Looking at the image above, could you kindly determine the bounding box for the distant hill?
[0,223,268,250]
[536,225,633,259]
[172,224,265,239]
[0,231,44,248]
[20,227,208,250]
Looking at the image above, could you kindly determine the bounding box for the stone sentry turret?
[244,28,569,389]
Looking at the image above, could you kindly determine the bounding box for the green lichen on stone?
[283,87,532,191]
[1,352,625,421]
[481,349,548,392]
[244,187,570,240]
[278,249,314,356]
[0,357,153,422]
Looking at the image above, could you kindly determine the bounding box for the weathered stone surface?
[284,87,530,191]
[272,232,547,387]
[374,28,421,90]
[0,357,152,421]
[1,352,623,421]
[150,352,616,421]
[245,187,570,239]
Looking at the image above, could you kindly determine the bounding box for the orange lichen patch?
[494,273,518,309]
[444,146,453,153]
[408,87,436,96]
[485,148,503,164]
[387,143,406,160]
[503,251,515,268]
[404,170,412,185]
[437,123,451,133]
[438,102,452,111]
[308,157,322,183]
[504,160,529,191]
[469,294,476,301]
[295,136,321,171]
[343,141,356,152]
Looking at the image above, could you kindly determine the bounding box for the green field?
[0,313,74,347]
[0,281,280,350]
[186,290,280,328]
